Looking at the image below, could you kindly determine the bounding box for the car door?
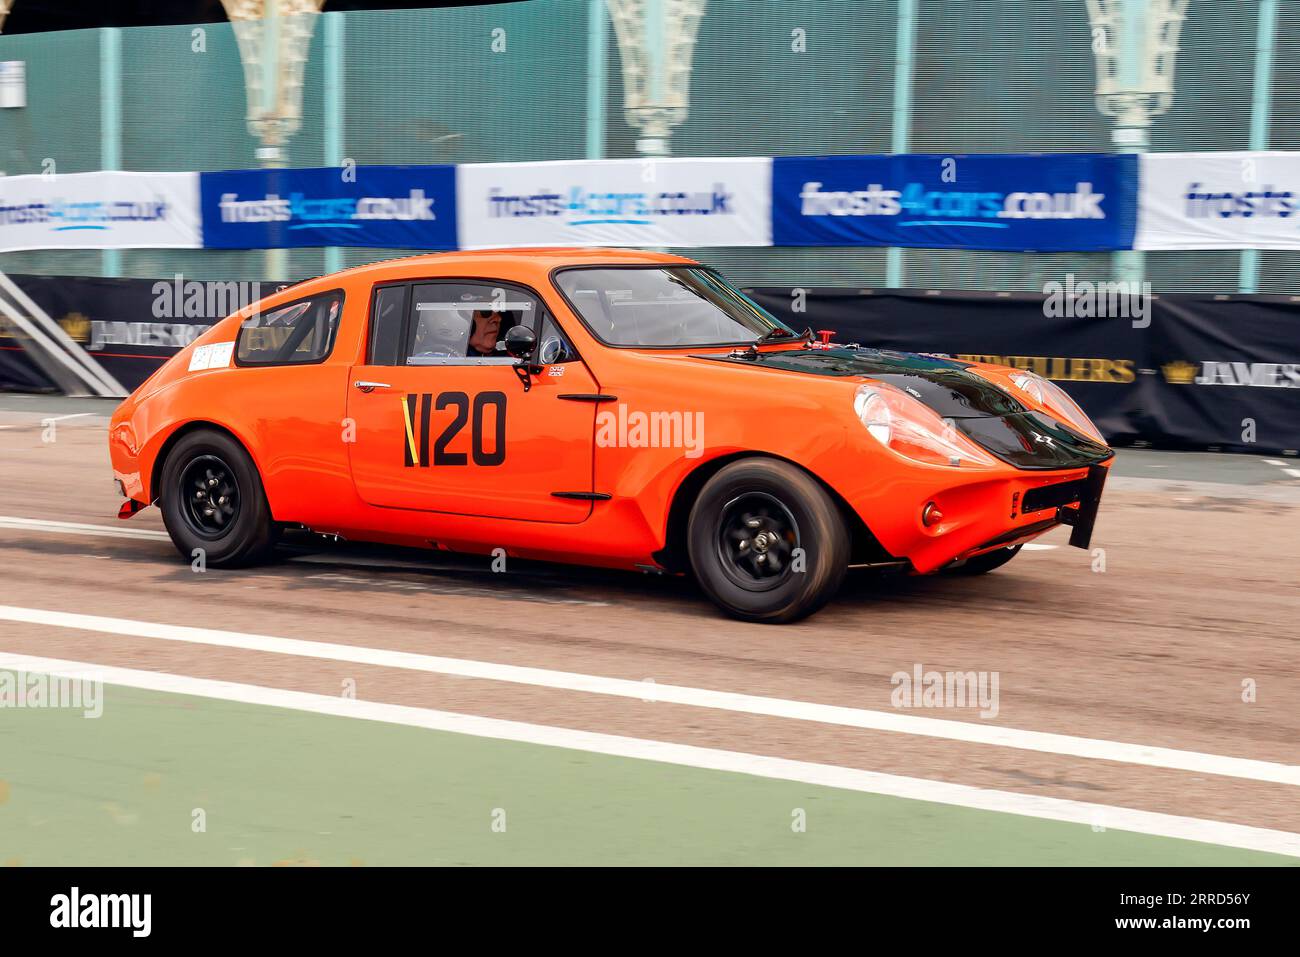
[346,278,599,523]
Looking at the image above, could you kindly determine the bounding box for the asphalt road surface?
[1,395,1297,865]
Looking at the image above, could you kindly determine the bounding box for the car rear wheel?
[159,428,277,568]
[687,459,849,623]
[943,544,1022,576]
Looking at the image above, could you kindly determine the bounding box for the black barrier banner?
[746,286,1300,454]
[1144,296,1300,453]
[2,276,1297,453]
[0,274,285,394]
[0,336,53,392]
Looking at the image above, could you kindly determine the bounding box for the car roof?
[337,247,698,276]
[259,247,703,311]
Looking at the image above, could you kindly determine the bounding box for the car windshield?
[554,266,797,347]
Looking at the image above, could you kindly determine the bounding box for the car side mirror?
[503,324,536,360]
[504,325,539,392]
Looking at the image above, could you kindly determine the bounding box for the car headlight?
[853,383,997,468]
[853,387,893,444]
[1009,372,1106,444]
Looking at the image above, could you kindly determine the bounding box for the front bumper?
[965,462,1108,554]
[860,458,1113,574]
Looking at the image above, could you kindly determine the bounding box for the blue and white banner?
[31,153,1300,255]
[456,158,772,248]
[198,166,457,250]
[1136,152,1300,250]
[772,154,1137,252]
[0,171,201,252]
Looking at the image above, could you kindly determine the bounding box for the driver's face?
[469,310,502,354]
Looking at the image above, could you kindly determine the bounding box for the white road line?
[1260,458,1300,480]
[1,603,1295,788]
[1021,543,1056,551]
[1,650,1294,858]
[0,516,168,541]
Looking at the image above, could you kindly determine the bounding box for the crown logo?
[1161,360,1199,385]
[58,312,91,343]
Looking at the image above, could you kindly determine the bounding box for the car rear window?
[368,285,407,365]
[236,291,344,366]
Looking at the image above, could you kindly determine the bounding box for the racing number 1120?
[402,391,506,467]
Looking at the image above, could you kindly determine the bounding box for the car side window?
[368,285,407,365]
[404,282,542,365]
[236,291,343,366]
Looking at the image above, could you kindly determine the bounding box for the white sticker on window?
[208,341,234,367]
[188,342,234,372]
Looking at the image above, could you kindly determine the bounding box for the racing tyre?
[943,544,1022,576]
[159,428,277,568]
[687,459,849,623]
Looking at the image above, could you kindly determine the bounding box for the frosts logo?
[1183,182,1296,219]
[218,189,437,227]
[218,192,289,223]
[798,182,901,217]
[50,887,151,938]
[487,184,733,226]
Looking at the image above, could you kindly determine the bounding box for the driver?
[467,309,503,357]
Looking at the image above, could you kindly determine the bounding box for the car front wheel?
[159,428,277,568]
[687,458,850,624]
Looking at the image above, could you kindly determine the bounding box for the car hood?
[696,346,1112,470]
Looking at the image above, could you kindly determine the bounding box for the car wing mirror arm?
[512,359,542,393]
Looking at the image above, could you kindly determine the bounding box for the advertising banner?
[0,172,201,252]
[199,166,457,249]
[1136,151,1300,250]
[455,157,772,248]
[772,154,1138,251]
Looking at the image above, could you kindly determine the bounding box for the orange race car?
[109,249,1113,623]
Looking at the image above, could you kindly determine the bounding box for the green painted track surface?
[0,682,1294,866]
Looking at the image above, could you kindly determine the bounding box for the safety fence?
[4,152,1300,257]
[2,272,1296,453]
[3,0,1300,291]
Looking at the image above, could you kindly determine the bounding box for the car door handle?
[354,380,391,393]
